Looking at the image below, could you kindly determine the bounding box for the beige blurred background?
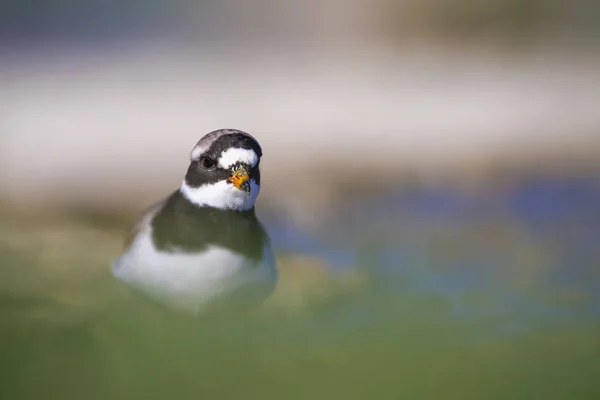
[2,0,600,221]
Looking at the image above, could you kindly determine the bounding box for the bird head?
[181,129,263,211]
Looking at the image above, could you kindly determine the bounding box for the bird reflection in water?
[111,129,278,315]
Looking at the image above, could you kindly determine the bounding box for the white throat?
[180,179,260,211]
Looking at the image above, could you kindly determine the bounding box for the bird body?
[111,129,277,314]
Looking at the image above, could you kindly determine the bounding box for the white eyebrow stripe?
[218,148,258,169]
[190,146,205,162]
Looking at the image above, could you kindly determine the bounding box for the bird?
[111,129,278,315]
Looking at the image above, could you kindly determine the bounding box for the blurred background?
[1,1,600,399]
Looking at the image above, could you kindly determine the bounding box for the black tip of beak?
[240,180,251,193]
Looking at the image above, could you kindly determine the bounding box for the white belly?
[111,228,277,314]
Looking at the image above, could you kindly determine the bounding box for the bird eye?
[200,156,216,170]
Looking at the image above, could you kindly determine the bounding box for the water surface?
[1,176,599,399]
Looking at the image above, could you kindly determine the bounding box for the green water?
[2,291,599,400]
[1,180,600,399]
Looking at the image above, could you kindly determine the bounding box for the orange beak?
[227,167,250,192]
